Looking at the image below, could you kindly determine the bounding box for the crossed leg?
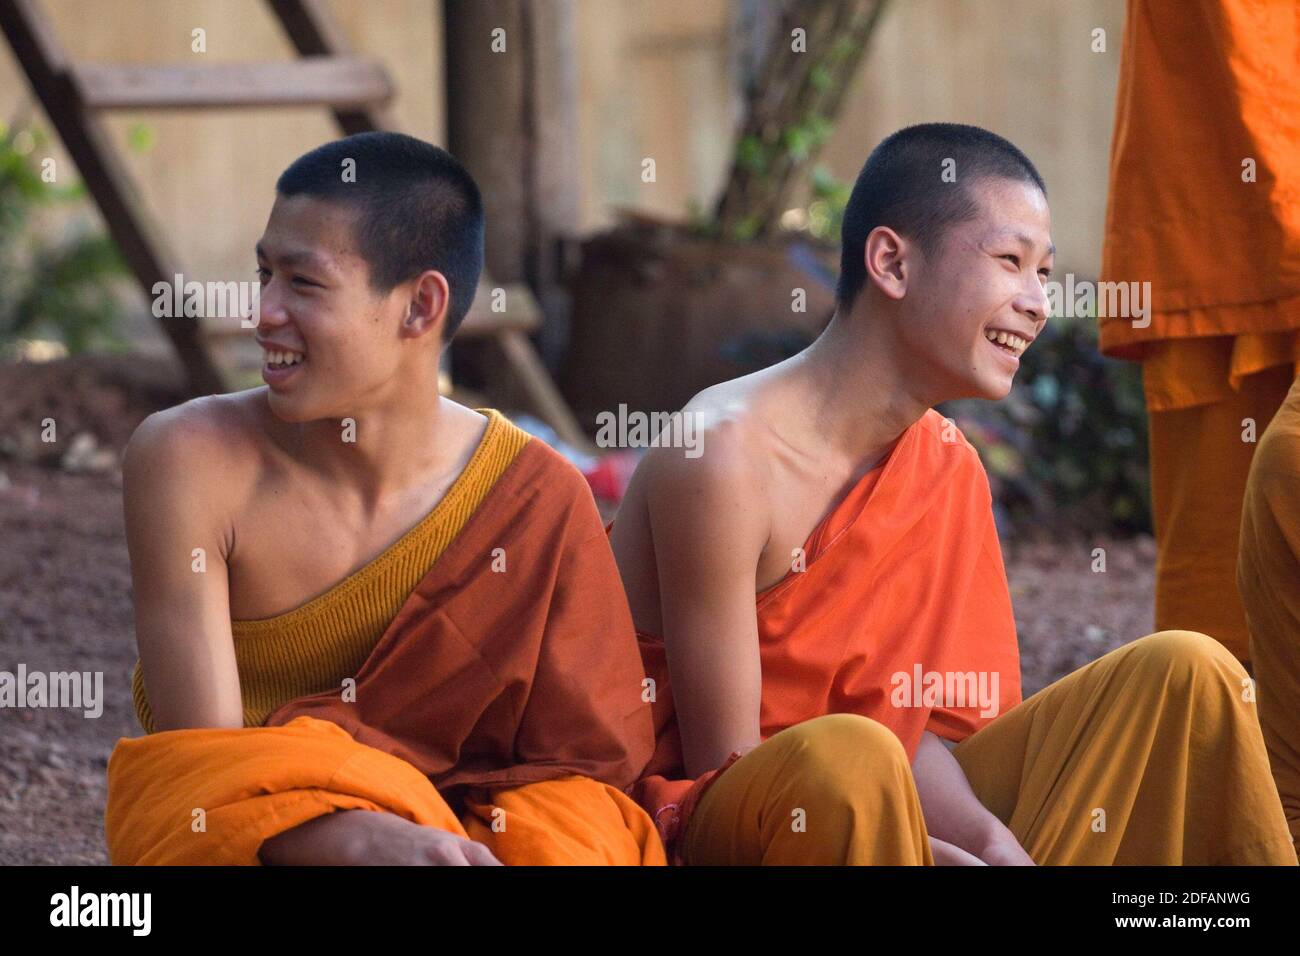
[954,629,1296,865]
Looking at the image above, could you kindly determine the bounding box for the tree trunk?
[443,0,578,371]
[713,0,890,241]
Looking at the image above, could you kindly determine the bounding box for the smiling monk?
[609,123,1295,866]
[104,132,663,866]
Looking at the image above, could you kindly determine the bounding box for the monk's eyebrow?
[990,230,1055,259]
[255,242,337,275]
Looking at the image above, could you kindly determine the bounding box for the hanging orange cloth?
[1099,0,1300,360]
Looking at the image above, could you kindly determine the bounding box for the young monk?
[609,122,1296,866]
[105,132,663,866]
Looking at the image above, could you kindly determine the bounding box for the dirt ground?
[0,356,1157,865]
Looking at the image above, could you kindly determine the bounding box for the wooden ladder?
[0,0,592,451]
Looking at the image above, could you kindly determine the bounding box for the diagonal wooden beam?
[70,56,394,111]
[266,0,396,134]
[0,0,225,395]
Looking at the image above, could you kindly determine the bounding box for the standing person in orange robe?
[1100,0,1300,665]
[609,123,1295,866]
[105,132,663,866]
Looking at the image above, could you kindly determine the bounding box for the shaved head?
[837,123,1047,311]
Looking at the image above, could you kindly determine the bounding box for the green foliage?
[941,314,1152,538]
[0,120,129,354]
[736,134,768,175]
[805,164,849,241]
[126,122,156,154]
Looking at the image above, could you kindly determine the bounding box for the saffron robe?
[1100,0,1300,360]
[676,632,1295,865]
[105,432,664,865]
[626,409,1022,856]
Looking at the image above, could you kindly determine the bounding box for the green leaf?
[127,123,156,153]
[735,135,768,174]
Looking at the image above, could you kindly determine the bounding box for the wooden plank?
[458,279,541,337]
[69,56,393,111]
[0,0,225,395]
[267,0,395,134]
[455,310,539,338]
[497,329,595,455]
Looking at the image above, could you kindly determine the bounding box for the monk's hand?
[911,731,1035,866]
[410,828,504,867]
[928,836,988,865]
[343,812,503,866]
[970,825,1036,866]
[259,809,504,866]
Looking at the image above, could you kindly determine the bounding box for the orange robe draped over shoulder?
[627,410,1023,856]
[105,436,663,865]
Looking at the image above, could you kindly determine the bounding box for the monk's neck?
[270,382,475,508]
[786,310,931,465]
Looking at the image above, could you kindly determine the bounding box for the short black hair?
[836,123,1046,311]
[276,131,484,341]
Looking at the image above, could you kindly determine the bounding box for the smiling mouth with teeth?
[263,349,307,369]
[984,329,1030,357]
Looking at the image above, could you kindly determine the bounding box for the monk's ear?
[401,270,451,341]
[863,226,908,301]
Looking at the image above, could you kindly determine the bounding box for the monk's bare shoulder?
[122,389,269,549]
[125,389,269,474]
[638,383,773,546]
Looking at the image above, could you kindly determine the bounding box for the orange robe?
[1100,0,1300,661]
[1239,374,1300,847]
[625,410,1022,859]
[616,411,1293,865]
[105,436,665,865]
[1101,0,1300,356]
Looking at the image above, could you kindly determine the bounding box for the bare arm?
[644,428,771,778]
[123,409,243,730]
[912,730,1034,864]
[126,411,499,865]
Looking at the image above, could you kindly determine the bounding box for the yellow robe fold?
[1239,374,1300,849]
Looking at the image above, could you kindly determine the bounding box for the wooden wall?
[0,0,1122,321]
[576,0,1125,277]
[0,0,442,294]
